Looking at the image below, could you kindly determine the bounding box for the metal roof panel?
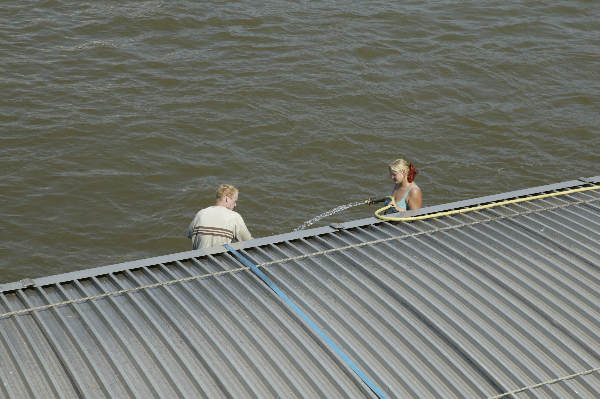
[1,177,599,398]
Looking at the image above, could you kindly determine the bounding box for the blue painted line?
[224,244,389,399]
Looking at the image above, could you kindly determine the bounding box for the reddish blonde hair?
[389,158,418,183]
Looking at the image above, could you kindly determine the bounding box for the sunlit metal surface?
[1,177,599,398]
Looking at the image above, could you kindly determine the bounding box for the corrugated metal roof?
[1,176,599,398]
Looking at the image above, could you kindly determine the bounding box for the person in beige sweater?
[187,184,253,250]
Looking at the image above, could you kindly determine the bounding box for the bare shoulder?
[408,185,423,210]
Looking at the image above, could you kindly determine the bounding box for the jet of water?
[293,201,365,231]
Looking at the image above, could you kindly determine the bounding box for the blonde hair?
[216,184,238,200]
[389,158,418,183]
[389,158,410,175]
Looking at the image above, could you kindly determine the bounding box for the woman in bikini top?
[384,158,423,212]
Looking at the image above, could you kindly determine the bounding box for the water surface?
[1,1,599,283]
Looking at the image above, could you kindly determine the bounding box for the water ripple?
[1,0,598,283]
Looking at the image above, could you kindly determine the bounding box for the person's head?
[388,158,418,183]
[216,184,239,210]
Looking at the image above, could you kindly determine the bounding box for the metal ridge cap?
[2,176,596,292]
[579,175,600,184]
[329,177,597,230]
[0,226,336,293]
[0,247,222,292]
[227,225,336,249]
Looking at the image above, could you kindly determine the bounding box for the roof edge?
[1,175,597,292]
[325,176,598,230]
[0,225,336,292]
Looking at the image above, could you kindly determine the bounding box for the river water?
[1,1,599,283]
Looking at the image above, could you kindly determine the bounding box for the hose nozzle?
[365,196,388,205]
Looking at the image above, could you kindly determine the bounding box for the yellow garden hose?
[371,185,600,222]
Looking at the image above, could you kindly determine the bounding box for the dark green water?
[1,1,599,283]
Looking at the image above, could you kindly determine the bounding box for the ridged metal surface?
[1,178,599,398]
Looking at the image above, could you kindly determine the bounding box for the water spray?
[294,195,390,231]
